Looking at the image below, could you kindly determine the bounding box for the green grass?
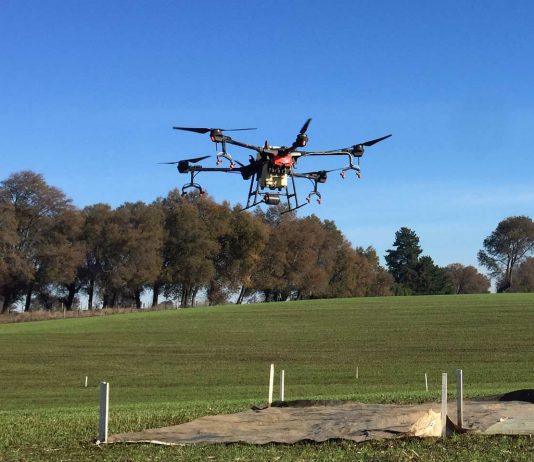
[1,293,533,460]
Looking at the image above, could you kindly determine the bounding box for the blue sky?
[1,0,533,270]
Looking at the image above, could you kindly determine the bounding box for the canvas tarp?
[107,399,534,445]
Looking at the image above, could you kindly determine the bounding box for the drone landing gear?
[306,190,322,204]
[340,157,362,179]
[214,139,242,169]
[181,171,204,196]
[216,151,236,169]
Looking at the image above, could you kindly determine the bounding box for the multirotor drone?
[161,119,391,212]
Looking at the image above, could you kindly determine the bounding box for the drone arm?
[218,135,263,153]
[300,150,352,157]
[299,151,355,168]
[292,172,323,180]
[180,166,241,196]
[181,165,242,173]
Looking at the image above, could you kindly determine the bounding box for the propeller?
[299,118,312,135]
[351,134,392,156]
[172,127,257,134]
[158,155,210,165]
[291,118,312,149]
[360,134,392,147]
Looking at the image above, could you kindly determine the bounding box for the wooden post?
[441,373,447,438]
[280,370,285,402]
[268,364,274,407]
[457,369,463,428]
[85,376,88,388]
[425,373,428,392]
[99,382,109,443]
[356,367,359,379]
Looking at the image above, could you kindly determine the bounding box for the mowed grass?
[1,293,533,461]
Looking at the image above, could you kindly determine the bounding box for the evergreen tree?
[385,227,422,294]
[415,256,453,295]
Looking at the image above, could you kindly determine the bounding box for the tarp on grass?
[108,399,534,445]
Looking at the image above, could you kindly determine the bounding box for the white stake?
[85,376,88,388]
[457,369,463,428]
[425,373,428,392]
[280,370,285,402]
[441,373,447,438]
[99,382,109,443]
[268,364,274,407]
[356,366,359,379]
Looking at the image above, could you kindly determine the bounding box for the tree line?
[0,171,393,312]
[384,216,534,295]
[1,171,533,312]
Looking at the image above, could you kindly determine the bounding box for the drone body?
[162,120,391,212]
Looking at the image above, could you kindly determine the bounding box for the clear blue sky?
[1,0,533,269]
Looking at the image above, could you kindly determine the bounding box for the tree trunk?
[206,279,216,306]
[1,295,12,314]
[236,286,246,304]
[110,291,117,308]
[88,278,95,310]
[191,286,199,307]
[24,284,33,311]
[66,283,77,310]
[102,291,109,308]
[263,290,272,303]
[180,287,187,308]
[152,282,160,307]
[135,289,142,309]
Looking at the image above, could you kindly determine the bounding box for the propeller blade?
[173,126,257,134]
[221,128,257,132]
[299,118,312,134]
[186,155,211,163]
[361,134,392,147]
[289,118,312,150]
[172,127,211,134]
[158,155,210,164]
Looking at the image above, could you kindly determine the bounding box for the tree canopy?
[510,257,534,292]
[385,227,453,295]
[0,171,395,311]
[445,263,490,294]
[478,215,534,292]
[3,170,532,312]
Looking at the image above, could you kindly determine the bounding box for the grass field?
[1,294,533,461]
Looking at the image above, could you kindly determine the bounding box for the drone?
[161,119,391,212]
